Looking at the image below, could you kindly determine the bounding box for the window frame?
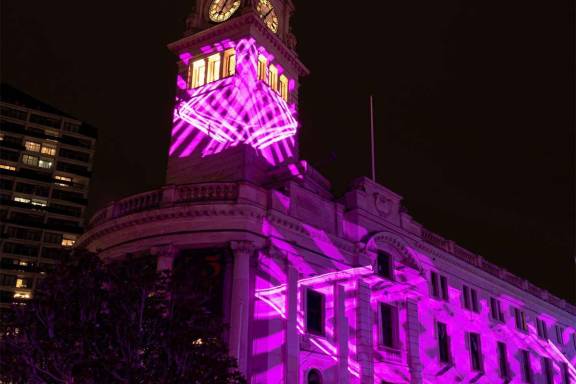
[305,288,325,336]
[542,357,554,384]
[379,302,399,349]
[376,251,393,280]
[520,349,532,383]
[468,332,483,372]
[497,341,510,379]
[436,321,451,364]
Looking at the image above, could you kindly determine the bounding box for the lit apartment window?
[497,342,510,379]
[556,325,564,344]
[542,357,554,384]
[25,141,41,152]
[206,53,222,83]
[462,285,479,312]
[268,64,278,91]
[13,292,31,299]
[257,55,268,81]
[515,308,528,332]
[15,278,30,288]
[379,303,398,348]
[490,297,504,322]
[223,48,236,77]
[41,144,56,156]
[190,58,206,88]
[536,318,548,340]
[0,163,16,171]
[521,349,533,383]
[14,196,31,204]
[61,234,77,247]
[467,332,483,371]
[22,154,39,167]
[31,199,47,207]
[376,251,393,279]
[54,175,72,187]
[436,321,451,364]
[38,158,53,169]
[279,75,289,101]
[306,289,324,335]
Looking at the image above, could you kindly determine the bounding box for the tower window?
[306,289,324,335]
[190,59,206,88]
[206,53,221,83]
[223,48,236,77]
[379,303,398,348]
[436,321,451,363]
[268,64,278,91]
[257,55,268,81]
[279,75,288,101]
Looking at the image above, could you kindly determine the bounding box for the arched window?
[308,369,322,384]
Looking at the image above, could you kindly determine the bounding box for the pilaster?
[230,240,256,377]
[285,265,299,383]
[335,283,349,384]
[406,299,422,384]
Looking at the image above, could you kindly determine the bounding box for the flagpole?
[370,95,376,182]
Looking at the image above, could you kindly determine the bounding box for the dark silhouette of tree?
[0,252,245,384]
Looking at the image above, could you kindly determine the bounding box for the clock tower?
[166,0,308,185]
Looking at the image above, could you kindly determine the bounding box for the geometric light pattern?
[170,38,298,165]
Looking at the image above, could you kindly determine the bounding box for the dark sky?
[2,0,574,303]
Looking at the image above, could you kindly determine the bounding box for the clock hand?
[263,8,273,19]
[219,0,229,14]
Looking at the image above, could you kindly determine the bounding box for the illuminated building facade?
[0,84,96,308]
[78,1,576,383]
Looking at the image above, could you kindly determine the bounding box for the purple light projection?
[170,38,298,166]
[251,211,576,383]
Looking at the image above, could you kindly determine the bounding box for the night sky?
[2,0,574,303]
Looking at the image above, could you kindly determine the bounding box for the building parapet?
[86,181,576,317]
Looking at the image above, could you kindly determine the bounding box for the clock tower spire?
[166,0,308,185]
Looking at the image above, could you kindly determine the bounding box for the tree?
[0,252,246,384]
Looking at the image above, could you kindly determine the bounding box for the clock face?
[256,0,279,33]
[208,0,242,23]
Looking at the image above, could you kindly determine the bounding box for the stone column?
[285,265,299,383]
[152,244,177,272]
[405,299,423,384]
[356,279,373,384]
[335,283,349,384]
[230,241,255,377]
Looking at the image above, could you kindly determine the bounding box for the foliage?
[0,252,245,384]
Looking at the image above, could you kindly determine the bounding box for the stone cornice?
[168,12,309,76]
